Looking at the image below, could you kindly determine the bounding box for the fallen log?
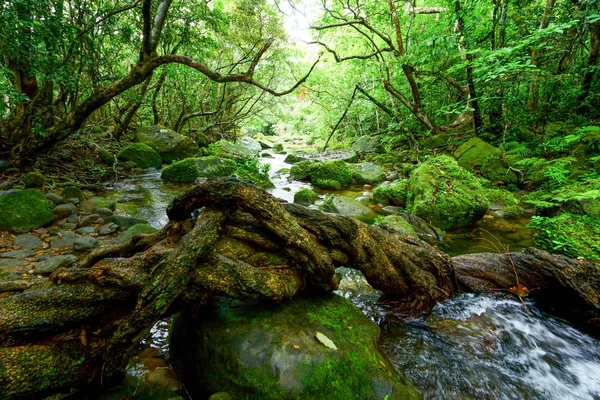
[0,179,598,399]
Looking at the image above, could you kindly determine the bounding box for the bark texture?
[1,180,599,399]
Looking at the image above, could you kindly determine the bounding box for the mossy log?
[1,179,599,399]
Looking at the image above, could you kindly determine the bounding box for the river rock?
[291,160,353,190]
[62,186,85,202]
[210,138,261,161]
[399,213,445,241]
[134,125,199,163]
[13,234,43,250]
[45,193,63,205]
[75,227,95,234]
[50,231,78,248]
[117,224,159,244]
[170,294,420,400]
[98,222,120,236]
[293,188,319,205]
[323,195,375,220]
[57,222,77,230]
[79,214,102,227]
[373,181,408,207]
[73,236,99,251]
[352,135,382,154]
[284,154,307,164]
[407,156,489,230]
[454,137,518,184]
[34,255,78,275]
[0,189,54,233]
[377,215,417,237]
[161,157,237,182]
[117,143,163,169]
[81,197,116,213]
[105,215,148,230]
[53,203,77,220]
[1,249,35,259]
[93,208,114,218]
[22,171,45,188]
[349,162,387,185]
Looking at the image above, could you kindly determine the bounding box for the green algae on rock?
[117,143,162,169]
[349,162,387,185]
[373,181,408,207]
[454,137,518,184]
[169,294,421,400]
[0,189,54,233]
[294,188,319,205]
[290,159,353,190]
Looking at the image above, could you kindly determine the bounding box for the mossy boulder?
[117,143,162,169]
[169,294,421,400]
[454,137,518,184]
[134,125,199,163]
[22,171,45,188]
[349,162,387,185]
[352,135,382,154]
[376,215,417,237]
[210,139,261,162]
[62,186,86,202]
[407,156,489,230]
[161,157,237,182]
[81,197,116,213]
[373,181,408,207]
[116,224,159,244]
[294,188,319,205]
[290,160,353,190]
[284,153,308,164]
[0,189,54,233]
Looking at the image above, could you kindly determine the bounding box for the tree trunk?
[577,19,600,114]
[1,180,599,399]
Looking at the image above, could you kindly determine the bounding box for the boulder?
[22,171,45,188]
[117,224,159,244]
[170,294,420,400]
[376,215,417,237]
[81,197,117,213]
[290,160,353,190]
[0,189,54,233]
[73,236,99,251]
[104,215,148,231]
[373,181,408,207]
[284,154,307,164]
[454,137,518,184]
[210,139,260,162]
[323,195,375,220]
[61,186,85,202]
[349,162,387,185]
[53,203,77,220]
[352,135,382,154]
[161,157,237,183]
[293,188,319,205]
[407,156,489,230]
[134,125,199,163]
[34,255,78,275]
[117,143,162,169]
[45,193,63,205]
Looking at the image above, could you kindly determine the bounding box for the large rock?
[170,294,420,400]
[290,160,353,190]
[161,157,237,182]
[352,135,382,154]
[117,143,162,169]
[210,139,261,162]
[407,156,489,230]
[323,195,375,220]
[349,162,387,185]
[373,181,408,207]
[22,171,45,188]
[454,137,518,184]
[134,125,199,163]
[116,224,159,244]
[0,189,54,233]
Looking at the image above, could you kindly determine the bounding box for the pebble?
[73,236,99,251]
[45,193,64,205]
[98,223,119,236]
[57,222,77,230]
[75,227,95,235]
[53,203,77,219]
[79,214,102,227]
[93,208,114,218]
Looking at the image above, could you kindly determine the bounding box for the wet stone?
[105,215,148,231]
[45,193,64,205]
[383,206,404,215]
[73,236,99,251]
[13,234,42,250]
[93,207,114,218]
[98,223,119,236]
[1,249,36,259]
[53,203,77,219]
[66,197,80,205]
[50,232,78,248]
[79,214,102,227]
[34,254,78,275]
[75,227,95,235]
[0,259,22,268]
[57,222,77,230]
[67,214,78,223]
[62,186,85,202]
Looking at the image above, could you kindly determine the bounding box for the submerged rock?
[0,189,54,233]
[134,125,199,163]
[170,294,420,400]
[117,143,162,169]
[160,157,237,182]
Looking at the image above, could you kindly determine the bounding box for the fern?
[503,141,532,156]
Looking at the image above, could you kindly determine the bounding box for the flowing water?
[100,153,600,399]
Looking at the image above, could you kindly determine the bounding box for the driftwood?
[0,179,599,399]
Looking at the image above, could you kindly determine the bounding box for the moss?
[375,215,417,237]
[290,160,317,180]
[0,189,54,233]
[22,171,45,188]
[373,182,408,207]
[290,160,352,190]
[528,213,600,259]
[117,143,162,169]
[161,157,237,182]
[502,205,525,219]
[454,137,518,184]
[407,155,489,230]
[294,188,319,205]
[233,160,274,189]
[483,188,518,207]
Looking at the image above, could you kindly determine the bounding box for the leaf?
[293,344,300,349]
[510,284,530,298]
[315,332,338,350]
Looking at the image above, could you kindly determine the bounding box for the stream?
[100,154,600,399]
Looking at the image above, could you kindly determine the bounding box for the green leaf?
[315,332,338,350]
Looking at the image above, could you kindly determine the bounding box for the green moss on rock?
[116,224,159,244]
[373,181,408,207]
[169,294,421,400]
[294,188,319,205]
[0,189,54,233]
[454,137,518,184]
[22,171,45,188]
[134,125,199,163]
[349,162,386,185]
[161,157,237,182]
[290,160,352,190]
[117,143,162,169]
[407,156,489,230]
